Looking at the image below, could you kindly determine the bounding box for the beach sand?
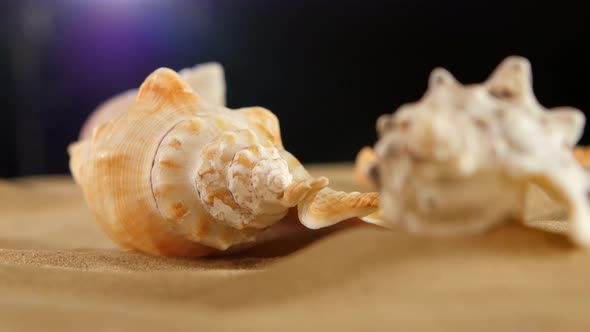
[1,163,589,331]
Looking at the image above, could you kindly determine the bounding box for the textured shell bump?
[69,65,379,256]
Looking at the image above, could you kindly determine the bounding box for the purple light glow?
[51,0,213,101]
[62,0,167,13]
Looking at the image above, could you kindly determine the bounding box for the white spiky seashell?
[69,65,378,256]
[363,56,590,245]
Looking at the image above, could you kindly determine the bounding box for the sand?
[1,163,590,331]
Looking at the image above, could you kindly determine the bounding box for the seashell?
[79,63,225,140]
[69,66,379,256]
[365,56,590,245]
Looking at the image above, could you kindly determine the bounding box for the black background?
[1,0,588,177]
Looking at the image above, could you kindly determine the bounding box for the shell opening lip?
[150,119,194,227]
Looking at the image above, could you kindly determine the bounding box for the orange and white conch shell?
[69,65,378,256]
[359,56,590,246]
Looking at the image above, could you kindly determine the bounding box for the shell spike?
[376,114,395,138]
[428,67,459,89]
[178,62,226,106]
[545,107,585,147]
[485,55,533,101]
[135,68,198,108]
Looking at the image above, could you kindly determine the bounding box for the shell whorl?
[193,129,295,230]
[152,116,334,250]
[227,145,294,218]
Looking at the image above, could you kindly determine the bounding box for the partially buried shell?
[360,56,590,245]
[69,65,379,256]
